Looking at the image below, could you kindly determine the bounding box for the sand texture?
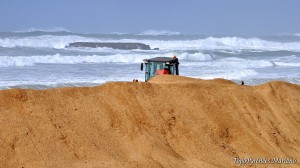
[1,75,300,168]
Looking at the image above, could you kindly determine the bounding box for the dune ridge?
[0,75,300,168]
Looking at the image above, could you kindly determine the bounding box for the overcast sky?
[0,0,299,35]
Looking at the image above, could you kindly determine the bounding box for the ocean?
[0,30,300,90]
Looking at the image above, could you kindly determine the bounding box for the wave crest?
[138,30,181,36]
[1,35,300,51]
[0,52,214,67]
[14,27,70,33]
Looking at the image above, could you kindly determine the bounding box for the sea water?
[0,30,300,89]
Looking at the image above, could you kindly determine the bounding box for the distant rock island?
[67,42,158,50]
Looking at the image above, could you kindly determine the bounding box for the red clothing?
[156,69,169,75]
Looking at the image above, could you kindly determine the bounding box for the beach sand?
[1,75,300,168]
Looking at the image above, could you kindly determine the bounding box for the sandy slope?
[0,75,300,168]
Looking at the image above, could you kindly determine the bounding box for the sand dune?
[1,75,300,168]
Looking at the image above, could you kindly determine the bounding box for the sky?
[0,0,299,35]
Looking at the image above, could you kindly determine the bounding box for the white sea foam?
[271,55,300,67]
[138,30,181,36]
[0,54,274,68]
[120,37,300,51]
[14,27,70,33]
[0,54,157,67]
[178,52,212,61]
[0,75,139,90]
[110,32,130,35]
[0,32,299,89]
[0,35,97,49]
[181,57,274,69]
[188,69,258,80]
[0,51,214,67]
[1,35,300,51]
[0,54,140,67]
[273,62,300,66]
[215,57,274,68]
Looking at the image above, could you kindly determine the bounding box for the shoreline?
[1,77,300,91]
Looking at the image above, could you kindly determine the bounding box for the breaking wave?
[138,30,181,36]
[2,52,298,69]
[0,52,214,67]
[1,35,300,51]
[0,54,146,67]
[143,37,300,51]
[14,27,71,33]
[272,55,300,67]
[0,35,96,49]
